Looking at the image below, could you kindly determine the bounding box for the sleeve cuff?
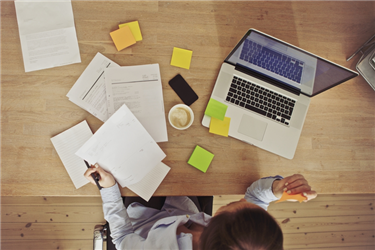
[261,176,283,202]
[100,183,122,203]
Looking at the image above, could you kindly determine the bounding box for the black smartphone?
[168,74,198,106]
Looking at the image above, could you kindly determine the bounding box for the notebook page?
[51,120,92,189]
[127,162,170,201]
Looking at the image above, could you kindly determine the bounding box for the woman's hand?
[272,174,317,201]
[84,164,116,188]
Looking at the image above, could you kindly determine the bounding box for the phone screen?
[168,74,198,106]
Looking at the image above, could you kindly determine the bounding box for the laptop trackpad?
[238,115,268,141]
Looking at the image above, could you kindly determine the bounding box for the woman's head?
[199,200,283,250]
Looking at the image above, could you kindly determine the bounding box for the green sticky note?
[209,117,231,137]
[204,98,228,121]
[188,145,214,173]
[170,47,193,69]
[119,21,143,41]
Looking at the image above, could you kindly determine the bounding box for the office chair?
[347,33,375,91]
[93,196,213,250]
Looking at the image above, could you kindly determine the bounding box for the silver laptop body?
[202,29,358,159]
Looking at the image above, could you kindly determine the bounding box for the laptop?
[202,29,358,159]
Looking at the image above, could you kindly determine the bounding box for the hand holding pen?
[84,162,116,189]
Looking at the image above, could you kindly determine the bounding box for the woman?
[85,164,317,250]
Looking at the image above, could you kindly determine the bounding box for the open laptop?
[202,29,358,159]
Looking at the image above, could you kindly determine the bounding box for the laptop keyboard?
[225,76,295,126]
[240,39,304,84]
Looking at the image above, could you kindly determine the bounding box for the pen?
[84,160,102,190]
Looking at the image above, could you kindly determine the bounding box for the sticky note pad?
[119,21,143,41]
[188,145,214,173]
[275,191,307,203]
[171,47,193,69]
[209,117,231,137]
[204,98,228,121]
[110,26,136,51]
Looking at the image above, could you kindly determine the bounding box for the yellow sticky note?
[119,21,143,41]
[171,47,193,69]
[110,26,136,51]
[275,191,307,203]
[209,117,231,137]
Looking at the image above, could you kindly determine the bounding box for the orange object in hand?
[275,191,307,203]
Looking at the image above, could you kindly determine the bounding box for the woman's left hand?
[272,174,317,201]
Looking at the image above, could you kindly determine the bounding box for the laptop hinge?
[234,64,301,96]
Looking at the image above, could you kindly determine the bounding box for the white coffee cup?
[168,104,194,130]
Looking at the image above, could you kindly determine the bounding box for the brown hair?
[199,207,283,250]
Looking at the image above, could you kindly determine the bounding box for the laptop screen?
[225,29,358,97]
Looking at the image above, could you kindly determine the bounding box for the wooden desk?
[1,1,374,196]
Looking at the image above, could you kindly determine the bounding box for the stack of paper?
[67,53,168,143]
[52,105,170,201]
[15,0,81,72]
[105,64,168,142]
[76,104,166,187]
[67,53,120,122]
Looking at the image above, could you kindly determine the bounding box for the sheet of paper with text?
[105,64,168,142]
[15,0,81,72]
[67,52,120,122]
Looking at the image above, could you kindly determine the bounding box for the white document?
[67,52,120,122]
[127,162,170,201]
[15,0,81,72]
[76,104,166,187]
[105,64,168,142]
[50,120,92,189]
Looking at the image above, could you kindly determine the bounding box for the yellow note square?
[110,26,136,51]
[119,21,143,41]
[209,117,231,137]
[170,47,193,69]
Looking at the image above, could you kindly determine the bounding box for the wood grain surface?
[2,194,375,249]
[1,1,374,196]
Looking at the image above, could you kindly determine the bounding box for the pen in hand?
[84,160,102,190]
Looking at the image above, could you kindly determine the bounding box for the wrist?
[272,179,283,198]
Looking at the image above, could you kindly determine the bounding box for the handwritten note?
[76,104,166,187]
[50,121,92,189]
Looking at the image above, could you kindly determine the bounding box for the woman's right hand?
[84,163,116,188]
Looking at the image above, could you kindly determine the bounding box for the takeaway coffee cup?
[168,104,194,130]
